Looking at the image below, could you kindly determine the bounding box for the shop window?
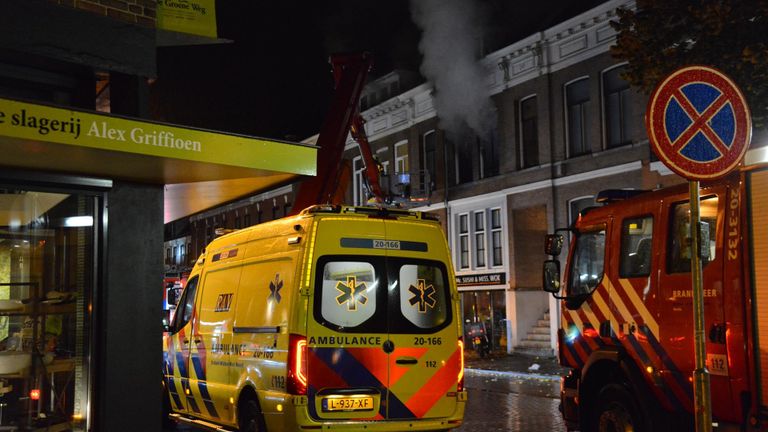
[519,95,539,168]
[0,187,100,430]
[619,216,653,278]
[566,77,591,157]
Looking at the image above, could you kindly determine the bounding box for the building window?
[420,131,436,191]
[603,65,631,148]
[491,208,503,266]
[478,129,499,179]
[452,138,473,185]
[187,243,192,263]
[566,77,590,157]
[474,211,486,267]
[395,141,409,174]
[166,247,171,264]
[353,156,366,205]
[459,214,469,269]
[519,95,539,168]
[376,148,390,175]
[244,213,251,227]
[180,244,186,266]
[172,246,178,265]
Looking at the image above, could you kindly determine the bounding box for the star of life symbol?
[335,275,368,311]
[408,279,437,313]
[269,274,283,303]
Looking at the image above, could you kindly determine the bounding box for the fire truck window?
[668,197,718,273]
[319,261,378,329]
[619,216,653,278]
[568,228,606,296]
[172,275,199,332]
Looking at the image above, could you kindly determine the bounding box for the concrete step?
[525,333,550,342]
[513,345,555,357]
[537,319,550,328]
[531,326,550,334]
[519,339,551,349]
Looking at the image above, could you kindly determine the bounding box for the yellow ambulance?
[162,205,467,431]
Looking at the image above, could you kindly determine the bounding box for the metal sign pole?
[689,180,712,432]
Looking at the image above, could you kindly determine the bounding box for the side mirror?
[543,260,561,294]
[162,309,172,332]
[545,234,564,256]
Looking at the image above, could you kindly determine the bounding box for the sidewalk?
[464,350,570,379]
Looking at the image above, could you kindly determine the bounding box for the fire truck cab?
[543,152,768,432]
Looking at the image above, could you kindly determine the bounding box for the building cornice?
[355,0,634,144]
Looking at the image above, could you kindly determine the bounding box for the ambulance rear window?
[395,263,448,330]
[318,260,379,329]
[313,257,452,334]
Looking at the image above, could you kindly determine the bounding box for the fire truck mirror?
[543,260,561,294]
[545,234,564,256]
[698,221,710,261]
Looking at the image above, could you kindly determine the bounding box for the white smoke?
[410,0,497,142]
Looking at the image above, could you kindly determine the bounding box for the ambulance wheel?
[238,395,266,432]
[593,383,644,432]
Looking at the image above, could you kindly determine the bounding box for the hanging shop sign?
[156,0,218,39]
[0,97,315,176]
[455,272,506,287]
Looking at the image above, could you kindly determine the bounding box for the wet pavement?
[167,351,571,432]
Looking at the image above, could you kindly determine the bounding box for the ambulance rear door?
[305,215,460,422]
[383,218,461,420]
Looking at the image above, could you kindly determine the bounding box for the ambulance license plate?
[323,396,374,412]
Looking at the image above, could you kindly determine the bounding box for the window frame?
[567,226,606,298]
[394,140,409,174]
[491,208,503,267]
[312,255,453,334]
[618,215,654,278]
[458,213,470,269]
[601,63,631,149]
[519,94,539,169]
[473,210,487,268]
[564,76,591,158]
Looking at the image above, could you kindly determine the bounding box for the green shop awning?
[0,97,317,222]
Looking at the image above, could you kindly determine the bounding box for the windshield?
[568,229,606,296]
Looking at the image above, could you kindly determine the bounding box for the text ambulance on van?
[162,205,467,431]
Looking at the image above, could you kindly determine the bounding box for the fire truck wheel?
[239,395,267,432]
[594,383,645,432]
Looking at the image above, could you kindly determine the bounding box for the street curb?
[465,367,561,382]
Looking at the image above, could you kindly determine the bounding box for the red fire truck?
[542,151,768,432]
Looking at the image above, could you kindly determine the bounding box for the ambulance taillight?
[457,338,465,392]
[287,334,308,395]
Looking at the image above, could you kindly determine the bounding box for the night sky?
[151,0,605,142]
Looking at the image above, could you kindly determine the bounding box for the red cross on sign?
[646,65,752,180]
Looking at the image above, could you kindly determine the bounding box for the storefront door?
[0,184,102,431]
